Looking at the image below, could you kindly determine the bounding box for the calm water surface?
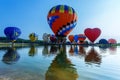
[0,45,120,80]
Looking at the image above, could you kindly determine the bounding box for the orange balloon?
[68,35,74,43]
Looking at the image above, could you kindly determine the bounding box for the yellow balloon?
[29,33,38,42]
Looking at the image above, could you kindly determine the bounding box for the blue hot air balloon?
[4,27,21,42]
[74,35,78,43]
[99,39,108,44]
[99,39,109,49]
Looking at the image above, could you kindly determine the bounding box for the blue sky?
[0,0,120,42]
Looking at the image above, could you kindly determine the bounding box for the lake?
[0,45,120,80]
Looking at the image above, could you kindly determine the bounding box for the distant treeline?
[0,37,43,43]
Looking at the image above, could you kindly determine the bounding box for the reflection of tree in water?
[2,47,20,65]
[85,48,101,65]
[28,46,37,56]
[45,45,78,80]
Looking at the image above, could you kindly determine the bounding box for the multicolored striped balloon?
[47,5,77,37]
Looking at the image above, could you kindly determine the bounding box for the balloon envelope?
[99,39,109,49]
[78,34,86,43]
[68,35,74,43]
[99,39,108,44]
[42,33,50,42]
[29,33,38,42]
[84,28,101,43]
[108,38,117,44]
[50,34,57,42]
[74,35,78,43]
[4,27,21,41]
[47,5,77,37]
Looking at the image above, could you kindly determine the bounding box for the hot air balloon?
[108,38,117,44]
[29,33,38,42]
[47,5,77,43]
[74,35,78,43]
[84,28,101,43]
[99,38,109,49]
[42,33,50,43]
[50,34,57,43]
[99,39,108,44]
[4,27,21,42]
[68,35,74,43]
[78,34,86,43]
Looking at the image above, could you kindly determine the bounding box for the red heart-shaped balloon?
[84,28,101,43]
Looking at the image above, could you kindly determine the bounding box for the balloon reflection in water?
[28,46,37,57]
[78,46,86,57]
[85,48,101,65]
[74,46,79,55]
[45,45,78,80]
[108,46,117,54]
[50,45,58,54]
[98,39,109,53]
[2,47,20,65]
[69,46,74,56]
[42,45,49,56]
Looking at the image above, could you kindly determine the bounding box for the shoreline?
[0,42,119,48]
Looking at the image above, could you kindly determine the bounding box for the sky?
[0,0,120,42]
